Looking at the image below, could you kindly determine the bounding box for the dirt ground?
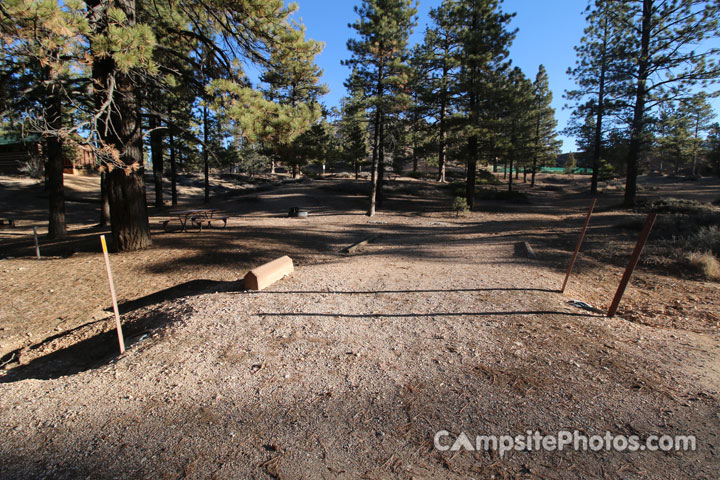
[0,171,719,479]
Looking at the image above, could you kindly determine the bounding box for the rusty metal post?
[607,213,657,318]
[561,198,597,292]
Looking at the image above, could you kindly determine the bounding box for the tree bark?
[89,0,151,251]
[508,156,514,192]
[591,18,609,195]
[377,120,385,208]
[367,58,384,217]
[368,107,379,216]
[150,114,164,208]
[169,126,178,206]
[100,170,110,226]
[203,103,210,203]
[692,117,699,176]
[466,135,477,210]
[624,0,652,208]
[438,97,447,183]
[531,117,540,187]
[45,86,66,239]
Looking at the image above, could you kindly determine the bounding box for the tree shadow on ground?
[113,279,246,314]
[0,279,246,383]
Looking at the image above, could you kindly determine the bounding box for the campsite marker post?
[32,227,40,259]
[561,198,597,292]
[607,213,657,318]
[100,235,125,353]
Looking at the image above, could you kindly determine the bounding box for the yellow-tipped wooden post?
[100,235,125,354]
[244,256,294,291]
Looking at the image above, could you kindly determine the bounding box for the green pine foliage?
[622,0,720,206]
[447,0,515,207]
[565,0,633,193]
[530,65,561,186]
[344,0,418,216]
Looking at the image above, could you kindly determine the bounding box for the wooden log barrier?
[244,256,294,291]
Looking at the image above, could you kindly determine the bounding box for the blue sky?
[290,0,719,153]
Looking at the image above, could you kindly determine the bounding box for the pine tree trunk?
[591,19,609,196]
[90,0,151,251]
[438,100,447,183]
[100,170,110,226]
[169,127,178,206]
[368,113,379,216]
[625,0,652,208]
[203,103,210,204]
[531,157,537,187]
[377,120,385,208]
[150,115,164,208]
[45,88,66,239]
[368,59,384,217]
[508,157,514,192]
[692,120,699,176]
[466,135,477,210]
[531,117,540,187]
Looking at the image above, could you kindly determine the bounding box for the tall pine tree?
[449,0,515,208]
[530,65,560,187]
[566,0,633,194]
[622,0,720,206]
[345,0,417,216]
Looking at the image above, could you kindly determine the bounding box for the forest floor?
[0,171,719,479]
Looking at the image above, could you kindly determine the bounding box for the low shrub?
[636,198,713,216]
[686,251,720,280]
[477,169,502,185]
[451,196,469,217]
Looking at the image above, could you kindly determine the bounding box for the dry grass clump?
[686,251,720,281]
[616,199,720,278]
[638,197,713,215]
[691,225,720,256]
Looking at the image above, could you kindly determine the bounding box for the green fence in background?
[540,167,592,174]
[497,167,592,175]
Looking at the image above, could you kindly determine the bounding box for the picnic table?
[163,209,228,232]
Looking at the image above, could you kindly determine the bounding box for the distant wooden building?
[0,135,96,175]
[0,135,42,174]
[64,144,95,174]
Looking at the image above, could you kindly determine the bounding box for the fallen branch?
[343,235,381,254]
